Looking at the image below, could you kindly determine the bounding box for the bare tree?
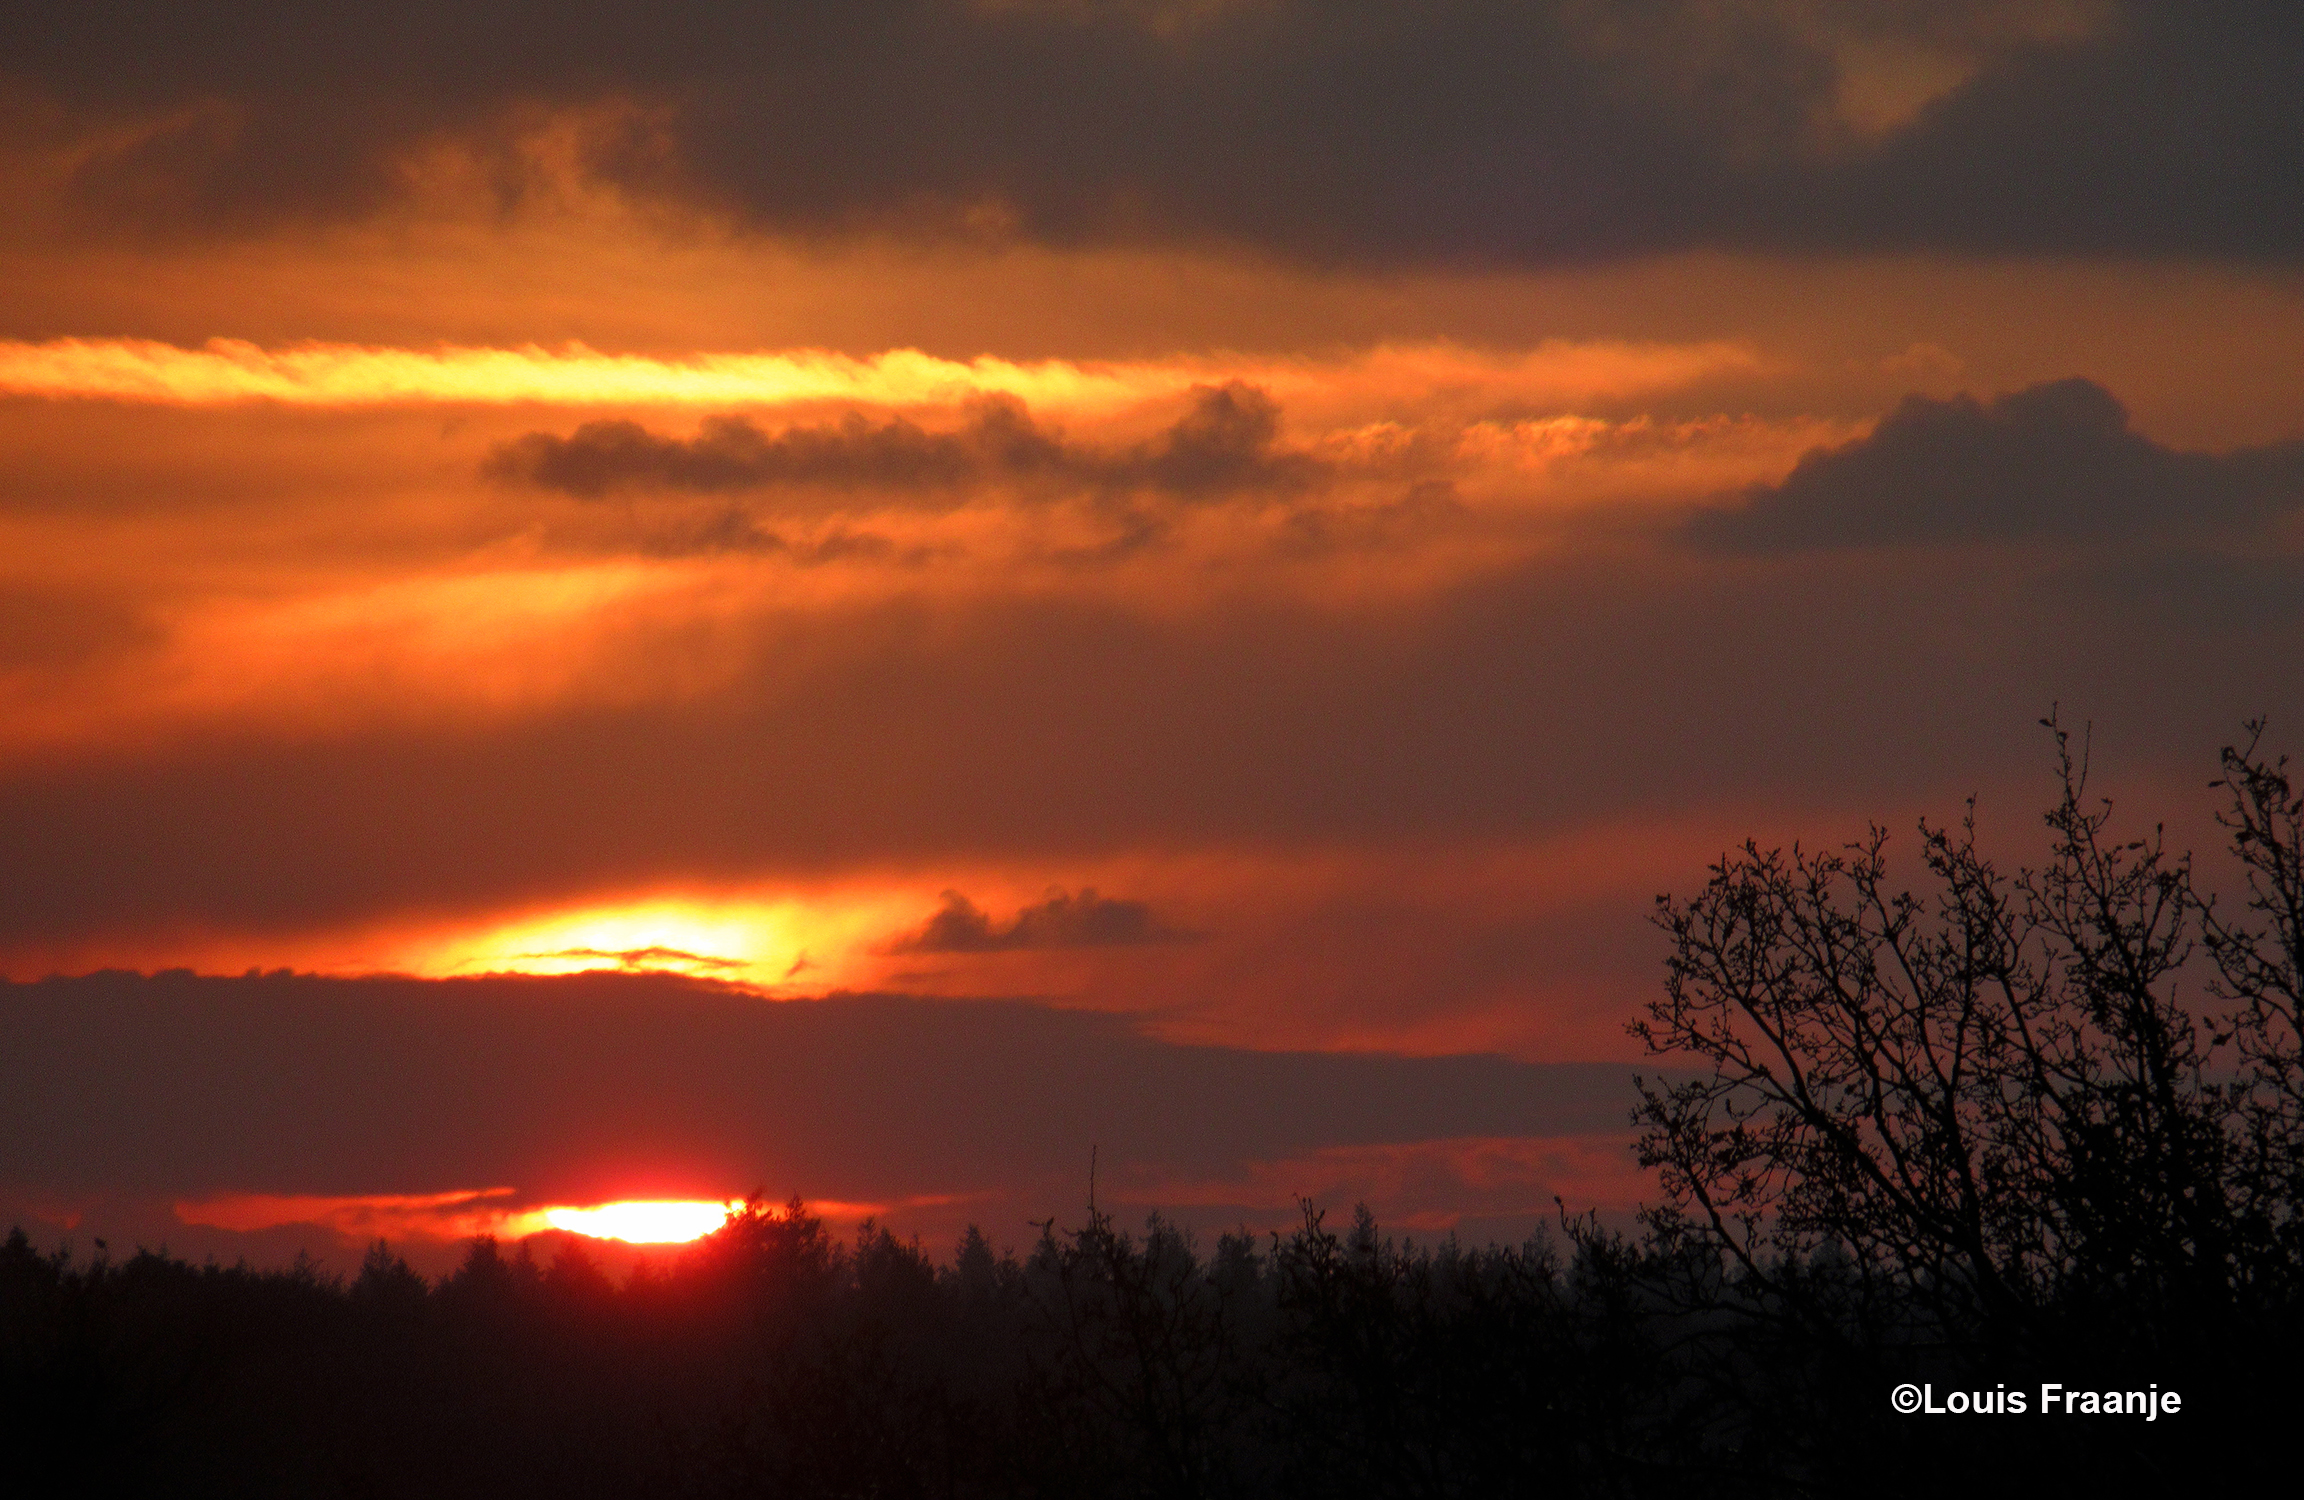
[1629,717,2295,1369]
[2205,723,2304,1248]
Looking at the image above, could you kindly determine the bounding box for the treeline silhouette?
[7,720,2298,1496]
[3,1202,1666,1499]
[0,1189,2269,1499]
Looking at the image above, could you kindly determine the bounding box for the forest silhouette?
[6,721,2297,1496]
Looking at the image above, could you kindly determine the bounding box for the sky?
[3,0,2301,1269]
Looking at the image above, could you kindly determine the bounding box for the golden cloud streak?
[0,338,1145,409]
[0,336,1761,414]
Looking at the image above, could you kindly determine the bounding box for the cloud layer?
[4,350,2302,1068]
[6,2,2299,261]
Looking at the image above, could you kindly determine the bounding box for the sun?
[541,1200,735,1244]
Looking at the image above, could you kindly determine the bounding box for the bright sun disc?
[543,1200,733,1243]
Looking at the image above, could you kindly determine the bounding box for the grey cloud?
[489,384,1317,503]
[889,888,1193,955]
[6,2,2297,262]
[1689,378,2304,553]
[1788,0,2304,259]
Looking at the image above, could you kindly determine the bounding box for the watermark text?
[1889,1383,2181,1420]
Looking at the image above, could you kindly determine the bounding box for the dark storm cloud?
[1690,379,2304,552]
[0,970,1634,1202]
[5,1,2297,261]
[889,888,1193,955]
[489,385,1315,502]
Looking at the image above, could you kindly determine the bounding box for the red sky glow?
[4,0,2300,1272]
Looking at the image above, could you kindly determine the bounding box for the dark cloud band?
[8,1,2298,261]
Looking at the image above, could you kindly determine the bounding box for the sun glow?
[432,899,790,983]
[406,887,931,990]
[541,1200,735,1243]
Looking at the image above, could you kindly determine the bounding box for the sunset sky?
[4,1,2301,1267]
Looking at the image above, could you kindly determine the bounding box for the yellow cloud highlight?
[0,338,1150,410]
[0,336,1761,415]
